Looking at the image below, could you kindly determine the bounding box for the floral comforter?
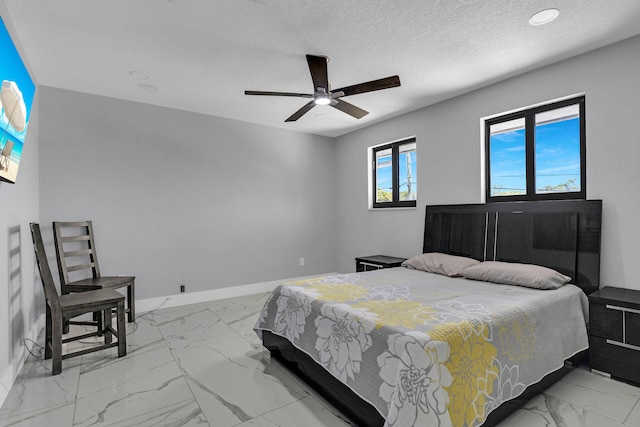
[254,267,589,427]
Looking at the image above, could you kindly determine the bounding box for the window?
[485,96,585,201]
[372,137,417,208]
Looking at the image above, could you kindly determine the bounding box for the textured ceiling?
[4,0,640,137]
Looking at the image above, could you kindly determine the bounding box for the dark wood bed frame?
[264,199,603,426]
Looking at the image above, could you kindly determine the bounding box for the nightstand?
[589,286,640,385]
[355,255,406,272]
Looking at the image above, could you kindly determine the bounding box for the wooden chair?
[53,221,135,323]
[30,223,126,375]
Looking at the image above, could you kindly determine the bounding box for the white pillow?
[460,261,571,290]
[402,252,480,277]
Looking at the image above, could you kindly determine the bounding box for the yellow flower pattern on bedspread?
[254,269,589,427]
[353,300,436,329]
[498,314,536,363]
[306,282,370,302]
[429,323,499,427]
[284,276,370,302]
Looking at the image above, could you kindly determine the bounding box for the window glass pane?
[489,118,526,197]
[535,104,581,194]
[398,142,416,201]
[375,148,392,203]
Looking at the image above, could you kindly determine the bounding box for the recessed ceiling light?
[529,8,560,26]
[129,70,150,80]
[137,83,158,92]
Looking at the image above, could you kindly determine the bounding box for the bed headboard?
[423,200,602,294]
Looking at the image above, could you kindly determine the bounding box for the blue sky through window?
[490,126,526,196]
[375,143,416,203]
[399,150,416,200]
[490,115,580,196]
[376,153,392,199]
[535,117,580,193]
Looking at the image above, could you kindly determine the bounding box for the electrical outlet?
[180,284,185,293]
[299,257,305,266]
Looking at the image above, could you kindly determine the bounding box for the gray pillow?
[402,252,480,277]
[460,261,571,290]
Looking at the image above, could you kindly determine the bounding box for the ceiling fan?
[245,55,401,122]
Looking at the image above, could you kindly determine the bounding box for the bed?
[254,200,602,427]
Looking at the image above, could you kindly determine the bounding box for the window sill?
[368,206,417,211]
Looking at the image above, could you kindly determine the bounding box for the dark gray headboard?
[423,200,602,294]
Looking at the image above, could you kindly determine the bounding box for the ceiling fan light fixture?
[529,8,560,26]
[244,54,401,122]
[314,96,331,105]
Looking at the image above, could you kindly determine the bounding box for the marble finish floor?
[1,292,639,427]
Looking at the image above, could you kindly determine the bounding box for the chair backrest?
[30,223,61,312]
[1,140,14,156]
[53,221,101,290]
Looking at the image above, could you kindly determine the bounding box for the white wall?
[38,87,338,300]
[334,34,640,291]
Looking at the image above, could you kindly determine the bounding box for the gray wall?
[0,93,40,397]
[0,0,42,399]
[38,87,338,299]
[334,34,640,291]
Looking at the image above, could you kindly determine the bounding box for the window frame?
[484,96,586,202]
[371,137,417,209]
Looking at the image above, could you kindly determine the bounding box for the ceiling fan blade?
[306,55,329,92]
[245,90,313,98]
[330,98,369,119]
[331,75,400,97]
[285,100,316,122]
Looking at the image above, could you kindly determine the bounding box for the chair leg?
[62,289,69,334]
[104,308,112,345]
[96,310,104,336]
[51,313,63,375]
[127,283,135,323]
[45,305,52,360]
[117,300,126,357]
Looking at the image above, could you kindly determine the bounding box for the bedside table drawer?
[590,302,640,345]
[589,286,640,385]
[626,309,640,347]
[355,255,406,272]
[589,302,623,340]
[357,262,384,272]
[590,335,640,384]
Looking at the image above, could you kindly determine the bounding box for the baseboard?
[0,312,45,408]
[136,273,338,316]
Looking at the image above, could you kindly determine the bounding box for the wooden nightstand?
[355,255,406,272]
[589,286,640,385]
